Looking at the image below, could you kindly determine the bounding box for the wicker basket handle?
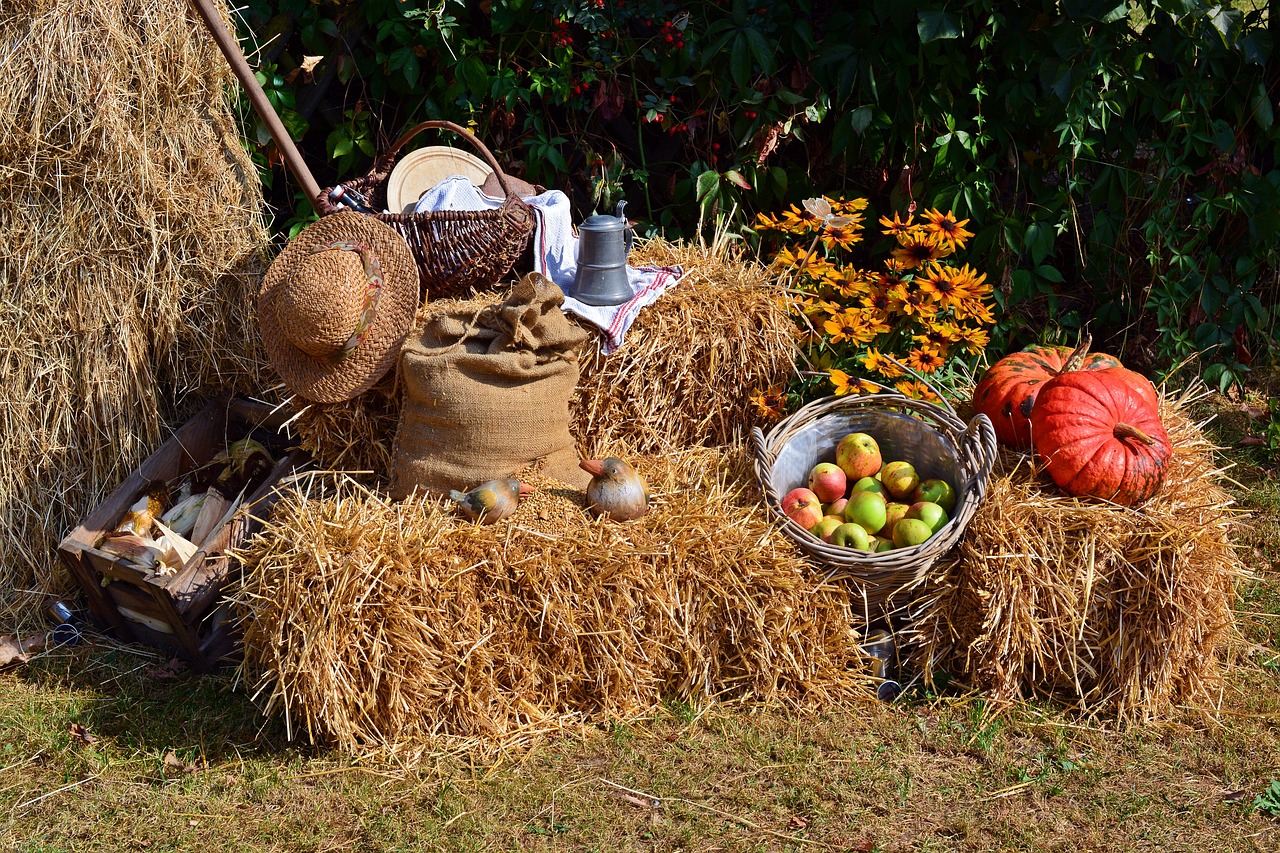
[371,120,519,198]
[960,412,998,500]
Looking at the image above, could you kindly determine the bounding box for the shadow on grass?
[9,635,305,764]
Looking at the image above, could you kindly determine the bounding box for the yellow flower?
[894,285,939,320]
[920,208,975,250]
[953,297,995,325]
[905,346,945,374]
[821,221,864,251]
[824,310,875,345]
[775,245,826,271]
[950,263,992,299]
[915,263,972,312]
[879,210,915,238]
[861,348,905,379]
[829,266,874,299]
[890,231,946,269]
[834,197,870,215]
[955,325,991,355]
[750,385,789,420]
[831,370,877,396]
[895,379,941,402]
[861,285,902,317]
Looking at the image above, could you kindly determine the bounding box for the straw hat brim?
[258,211,419,404]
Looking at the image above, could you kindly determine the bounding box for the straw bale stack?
[0,0,269,618]
[291,242,797,473]
[909,386,1244,721]
[232,448,869,760]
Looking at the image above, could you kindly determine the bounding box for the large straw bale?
[909,386,1243,721]
[232,448,868,760]
[291,242,797,472]
[0,0,269,618]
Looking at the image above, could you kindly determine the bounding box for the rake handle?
[190,0,323,213]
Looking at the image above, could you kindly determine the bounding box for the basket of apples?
[752,381,997,612]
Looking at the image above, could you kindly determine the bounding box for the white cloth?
[414,176,683,353]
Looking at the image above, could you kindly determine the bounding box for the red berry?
[745,110,757,119]
[655,113,664,122]
[712,142,721,150]
[668,95,677,103]
[664,33,673,42]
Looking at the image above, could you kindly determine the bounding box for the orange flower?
[878,210,915,238]
[895,379,941,402]
[953,297,995,325]
[829,266,875,299]
[915,263,972,311]
[894,286,939,320]
[950,263,992,299]
[830,369,879,396]
[890,231,945,269]
[750,385,789,420]
[824,310,875,345]
[955,325,991,355]
[861,348,905,379]
[905,346,945,374]
[920,208,975,250]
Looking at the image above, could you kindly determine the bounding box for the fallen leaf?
[787,815,809,830]
[1243,404,1268,419]
[69,723,96,746]
[300,55,323,73]
[1239,437,1267,447]
[0,634,45,668]
[163,751,201,775]
[1224,788,1251,802]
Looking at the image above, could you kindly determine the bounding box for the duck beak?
[579,459,605,477]
[518,482,536,496]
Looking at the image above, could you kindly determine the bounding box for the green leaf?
[743,27,774,75]
[1062,0,1129,22]
[917,10,961,43]
[724,169,752,190]
[849,107,873,134]
[1207,6,1241,46]
[1035,264,1064,284]
[730,34,751,88]
[695,169,720,204]
[316,18,339,38]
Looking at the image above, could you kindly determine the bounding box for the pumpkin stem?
[1114,422,1157,445]
[1058,333,1094,374]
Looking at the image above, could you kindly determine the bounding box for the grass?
[3,381,1280,851]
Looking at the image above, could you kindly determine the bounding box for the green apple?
[906,501,949,534]
[850,476,885,495]
[912,478,957,514]
[831,522,871,550]
[875,538,896,553]
[843,490,887,535]
[810,515,845,543]
[892,517,932,548]
[880,461,920,500]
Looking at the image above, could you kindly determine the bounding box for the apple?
[875,538,896,553]
[892,517,933,548]
[781,487,824,530]
[807,462,847,503]
[850,476,885,496]
[822,498,849,517]
[880,460,920,500]
[912,478,957,514]
[906,501,949,534]
[831,522,871,550]
[811,515,845,542]
[844,490,887,535]
[835,432,882,481]
[883,502,910,533]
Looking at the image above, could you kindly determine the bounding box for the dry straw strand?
[0,0,270,622]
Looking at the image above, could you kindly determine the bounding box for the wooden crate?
[57,396,310,671]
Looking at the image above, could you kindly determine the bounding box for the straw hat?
[386,146,492,213]
[258,211,418,404]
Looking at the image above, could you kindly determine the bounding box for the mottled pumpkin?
[1029,366,1172,505]
[972,344,1122,449]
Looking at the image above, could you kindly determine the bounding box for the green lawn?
[3,386,1279,852]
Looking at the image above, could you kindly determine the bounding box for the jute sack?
[390,274,591,498]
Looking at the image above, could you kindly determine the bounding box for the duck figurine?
[580,457,649,521]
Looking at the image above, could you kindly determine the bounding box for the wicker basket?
[316,120,535,299]
[753,386,997,615]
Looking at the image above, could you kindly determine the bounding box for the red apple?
[880,460,919,500]
[781,487,824,530]
[822,498,849,517]
[835,432,882,481]
[807,462,847,503]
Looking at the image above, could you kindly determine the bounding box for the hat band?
[311,239,386,364]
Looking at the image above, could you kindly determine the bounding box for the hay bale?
[291,241,797,474]
[231,448,868,760]
[908,386,1244,721]
[0,0,269,618]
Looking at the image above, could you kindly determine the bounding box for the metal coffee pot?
[571,200,634,306]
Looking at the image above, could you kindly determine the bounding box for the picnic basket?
[316,120,535,299]
[753,382,997,617]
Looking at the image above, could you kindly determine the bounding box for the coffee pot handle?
[616,200,633,256]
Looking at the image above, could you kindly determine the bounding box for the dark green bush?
[236,0,1280,377]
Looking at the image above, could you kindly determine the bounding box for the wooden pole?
[190,0,323,213]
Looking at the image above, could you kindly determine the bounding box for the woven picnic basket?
[753,382,997,616]
[316,120,535,299]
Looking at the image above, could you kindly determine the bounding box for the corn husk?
[114,491,165,537]
[153,519,198,574]
[98,533,164,570]
[160,492,207,539]
[190,489,230,548]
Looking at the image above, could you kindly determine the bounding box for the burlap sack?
[390,274,591,498]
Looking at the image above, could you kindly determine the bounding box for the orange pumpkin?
[1029,366,1172,505]
[972,342,1121,449]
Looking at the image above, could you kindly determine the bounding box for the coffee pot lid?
[578,200,629,233]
